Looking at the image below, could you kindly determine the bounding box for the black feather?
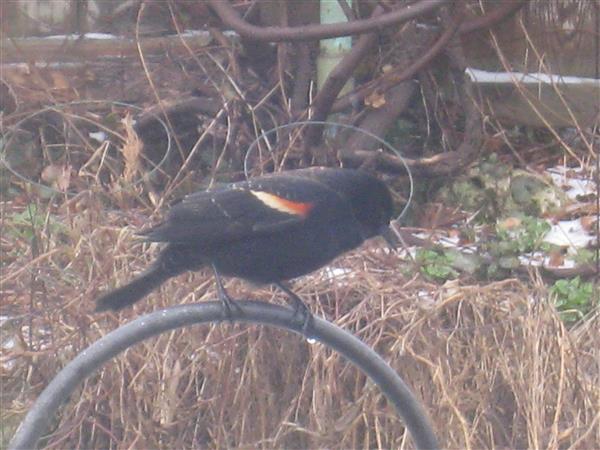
[95,264,172,311]
[95,168,393,312]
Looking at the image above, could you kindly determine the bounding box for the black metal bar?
[9,301,439,450]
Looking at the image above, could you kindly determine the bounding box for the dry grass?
[1,197,598,448]
[1,4,598,447]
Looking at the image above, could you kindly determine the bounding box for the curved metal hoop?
[9,301,438,450]
[244,120,415,222]
[0,100,173,196]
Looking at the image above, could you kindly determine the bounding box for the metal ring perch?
[9,301,439,450]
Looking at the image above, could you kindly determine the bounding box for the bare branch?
[208,0,448,42]
[345,82,417,153]
[336,0,356,21]
[342,2,483,177]
[332,7,463,112]
[460,0,527,35]
[304,6,385,147]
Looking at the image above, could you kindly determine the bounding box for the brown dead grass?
[1,196,598,449]
[2,3,598,447]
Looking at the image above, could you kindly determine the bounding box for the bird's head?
[296,167,393,240]
[348,175,394,240]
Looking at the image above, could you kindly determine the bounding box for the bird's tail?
[95,263,174,312]
[95,244,203,312]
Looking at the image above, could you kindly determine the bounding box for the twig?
[1,249,60,285]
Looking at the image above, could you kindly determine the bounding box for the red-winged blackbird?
[95,167,393,320]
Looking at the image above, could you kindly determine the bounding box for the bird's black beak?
[379,225,399,250]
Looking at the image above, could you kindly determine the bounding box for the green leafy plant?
[6,203,66,243]
[416,249,459,281]
[550,277,597,325]
[485,216,552,277]
[494,216,551,254]
[573,248,597,266]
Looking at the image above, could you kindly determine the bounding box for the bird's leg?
[211,264,243,321]
[275,282,314,335]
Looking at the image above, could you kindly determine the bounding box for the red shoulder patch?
[250,190,314,217]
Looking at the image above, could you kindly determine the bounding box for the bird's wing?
[142,176,341,245]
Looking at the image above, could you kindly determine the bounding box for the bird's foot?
[276,283,315,336]
[294,301,315,336]
[212,264,243,322]
[219,289,243,323]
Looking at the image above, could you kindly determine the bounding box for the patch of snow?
[371,246,393,255]
[181,29,206,36]
[2,338,15,350]
[466,68,600,86]
[416,290,435,306]
[437,235,460,248]
[80,33,116,40]
[546,166,595,199]
[1,316,16,370]
[178,29,238,39]
[415,23,438,30]
[520,252,578,269]
[4,62,85,70]
[180,29,212,38]
[543,218,594,249]
[546,257,577,269]
[519,251,545,267]
[322,267,352,280]
[401,247,417,259]
[414,232,432,240]
[40,33,116,40]
[460,245,478,254]
[369,246,415,259]
[88,131,107,142]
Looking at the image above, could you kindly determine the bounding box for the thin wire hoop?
[9,301,439,450]
[0,100,173,196]
[244,120,414,222]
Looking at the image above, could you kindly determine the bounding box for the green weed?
[416,249,459,281]
[550,277,597,325]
